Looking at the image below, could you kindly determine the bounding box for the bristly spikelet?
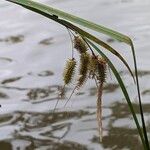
[89,55,98,78]
[79,53,90,75]
[74,36,88,54]
[76,52,90,88]
[97,57,107,83]
[63,58,76,85]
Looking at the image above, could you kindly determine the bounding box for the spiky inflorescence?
[76,52,90,88]
[88,55,98,79]
[63,58,76,85]
[74,36,88,54]
[96,57,107,83]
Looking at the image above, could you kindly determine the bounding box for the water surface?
[0,0,150,149]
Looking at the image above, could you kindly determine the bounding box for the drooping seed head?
[76,52,90,88]
[88,55,98,78]
[63,58,76,85]
[74,36,87,54]
[96,57,107,83]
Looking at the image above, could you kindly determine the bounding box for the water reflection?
[1,77,22,85]
[39,37,54,45]
[0,110,91,150]
[0,91,9,99]
[0,100,149,149]
[0,141,12,150]
[89,83,119,96]
[0,35,24,44]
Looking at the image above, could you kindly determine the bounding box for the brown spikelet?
[96,57,107,83]
[88,55,98,78]
[76,53,90,88]
[74,36,88,54]
[63,58,76,85]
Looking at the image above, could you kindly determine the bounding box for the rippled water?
[0,0,150,149]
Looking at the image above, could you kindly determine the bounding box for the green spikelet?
[74,36,87,54]
[63,58,76,85]
[97,57,107,83]
[76,52,90,88]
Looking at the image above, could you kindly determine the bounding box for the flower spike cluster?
[61,34,107,142]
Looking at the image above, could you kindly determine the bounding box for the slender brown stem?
[53,85,65,112]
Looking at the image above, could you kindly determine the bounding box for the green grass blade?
[131,43,150,149]
[6,0,131,45]
[86,39,147,150]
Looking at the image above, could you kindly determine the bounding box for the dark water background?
[0,0,150,149]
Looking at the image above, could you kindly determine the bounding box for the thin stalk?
[64,86,77,107]
[66,28,74,59]
[82,36,97,58]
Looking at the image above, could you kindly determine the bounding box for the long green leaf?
[6,0,131,45]
[131,43,150,149]
[86,39,147,150]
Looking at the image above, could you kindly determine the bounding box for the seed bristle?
[89,55,98,78]
[63,58,76,85]
[74,36,88,54]
[76,52,90,88]
[96,57,107,83]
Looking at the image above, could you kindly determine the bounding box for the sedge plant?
[5,0,150,149]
